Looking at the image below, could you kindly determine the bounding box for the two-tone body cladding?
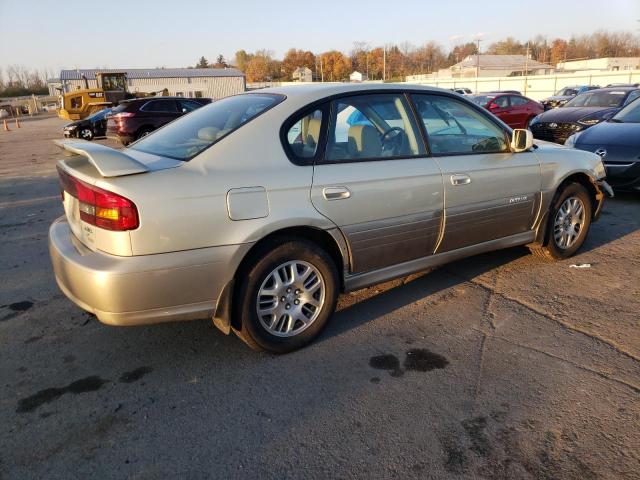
[49,84,612,352]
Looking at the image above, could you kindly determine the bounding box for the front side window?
[325,94,424,162]
[412,94,509,155]
[286,109,323,160]
[129,93,283,161]
[492,96,510,108]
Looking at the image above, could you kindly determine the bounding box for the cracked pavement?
[1,116,639,479]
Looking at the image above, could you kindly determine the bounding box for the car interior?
[325,95,422,161]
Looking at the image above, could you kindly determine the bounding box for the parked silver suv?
[49,84,612,352]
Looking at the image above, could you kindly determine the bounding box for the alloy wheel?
[256,260,325,337]
[553,196,586,249]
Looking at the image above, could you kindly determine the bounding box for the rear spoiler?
[54,139,149,177]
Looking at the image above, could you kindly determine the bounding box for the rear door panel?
[312,160,444,273]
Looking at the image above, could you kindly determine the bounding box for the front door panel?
[437,152,541,252]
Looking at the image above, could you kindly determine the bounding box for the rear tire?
[136,127,153,140]
[233,238,339,353]
[529,183,592,260]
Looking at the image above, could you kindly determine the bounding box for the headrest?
[306,118,322,146]
[198,126,220,141]
[348,125,381,158]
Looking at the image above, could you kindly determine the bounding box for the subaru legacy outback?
[49,84,612,353]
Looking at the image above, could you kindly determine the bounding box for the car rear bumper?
[49,216,249,326]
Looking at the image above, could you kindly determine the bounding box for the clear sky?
[0,0,638,74]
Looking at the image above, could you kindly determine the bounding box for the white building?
[407,55,555,81]
[556,57,640,73]
[52,68,245,100]
[292,67,313,82]
[350,71,368,82]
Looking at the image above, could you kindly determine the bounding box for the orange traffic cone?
[3,119,10,131]
[15,117,21,128]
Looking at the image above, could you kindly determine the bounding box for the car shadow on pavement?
[318,247,527,344]
[577,192,640,255]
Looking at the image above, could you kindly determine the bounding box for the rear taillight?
[112,112,134,118]
[57,167,139,231]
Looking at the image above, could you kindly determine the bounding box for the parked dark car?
[565,96,640,191]
[469,92,544,129]
[63,107,111,140]
[529,87,640,144]
[106,96,212,145]
[541,85,600,110]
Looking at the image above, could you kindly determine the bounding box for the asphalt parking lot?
[1,115,639,479]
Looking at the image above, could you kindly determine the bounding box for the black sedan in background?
[565,97,640,191]
[529,86,640,144]
[63,108,111,140]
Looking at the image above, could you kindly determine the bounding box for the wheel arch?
[532,171,602,246]
[213,225,350,334]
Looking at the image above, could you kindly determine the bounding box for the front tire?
[79,127,93,140]
[233,238,339,353]
[530,183,592,260]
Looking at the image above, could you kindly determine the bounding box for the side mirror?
[511,128,533,152]
[488,102,499,111]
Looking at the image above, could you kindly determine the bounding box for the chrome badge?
[549,123,558,129]
[594,148,607,158]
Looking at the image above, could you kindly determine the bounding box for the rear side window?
[285,109,323,161]
[129,94,284,161]
[510,96,529,106]
[141,100,178,113]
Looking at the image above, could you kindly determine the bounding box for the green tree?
[214,54,228,68]
[195,56,209,68]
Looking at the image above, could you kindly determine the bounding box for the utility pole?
[475,39,482,78]
[383,46,386,82]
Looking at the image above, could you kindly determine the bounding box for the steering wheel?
[380,127,404,154]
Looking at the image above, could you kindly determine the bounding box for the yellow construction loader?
[58,72,168,120]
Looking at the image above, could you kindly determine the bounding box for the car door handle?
[323,186,351,200]
[450,174,471,186]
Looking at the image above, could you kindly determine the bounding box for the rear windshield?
[129,93,283,160]
[564,90,627,108]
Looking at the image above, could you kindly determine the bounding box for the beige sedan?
[49,84,612,352]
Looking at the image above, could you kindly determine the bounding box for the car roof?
[587,86,639,93]
[255,83,452,104]
[122,96,207,103]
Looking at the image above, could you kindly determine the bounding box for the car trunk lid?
[54,140,181,254]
